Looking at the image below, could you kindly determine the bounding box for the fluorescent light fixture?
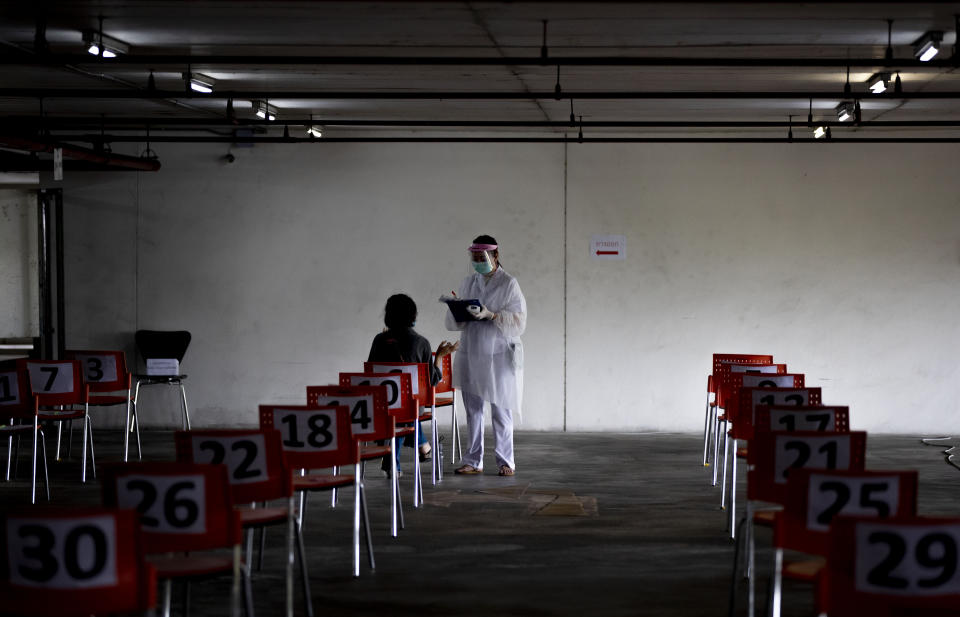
[81,29,129,57]
[913,31,943,62]
[835,102,855,122]
[813,126,827,139]
[306,126,323,138]
[183,72,216,93]
[866,72,890,94]
[254,100,278,121]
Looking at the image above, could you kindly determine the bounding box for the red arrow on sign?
[596,250,619,255]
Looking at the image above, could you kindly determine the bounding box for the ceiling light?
[813,126,827,139]
[913,31,943,62]
[254,101,278,121]
[183,72,216,93]
[306,126,323,138]
[835,102,855,122]
[81,29,128,57]
[866,72,890,94]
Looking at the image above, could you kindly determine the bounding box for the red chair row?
[708,352,960,617]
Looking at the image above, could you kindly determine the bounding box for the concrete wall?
[59,141,960,433]
[0,189,38,339]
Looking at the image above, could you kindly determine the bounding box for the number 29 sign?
[856,522,960,595]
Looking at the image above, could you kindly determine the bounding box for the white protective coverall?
[446,267,526,470]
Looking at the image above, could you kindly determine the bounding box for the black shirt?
[367,327,442,386]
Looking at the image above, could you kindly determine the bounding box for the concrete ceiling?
[0,1,959,144]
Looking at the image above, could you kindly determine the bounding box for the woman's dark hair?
[384,294,417,330]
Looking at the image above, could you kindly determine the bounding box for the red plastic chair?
[704,354,774,467]
[0,506,157,617]
[338,371,414,529]
[307,384,403,527]
[364,361,441,485]
[740,431,867,616]
[174,429,311,617]
[767,469,918,617]
[718,373,805,516]
[66,350,139,461]
[259,403,374,577]
[432,352,462,464]
[0,361,49,503]
[724,388,825,537]
[18,358,94,482]
[710,362,787,483]
[101,461,252,617]
[819,516,960,617]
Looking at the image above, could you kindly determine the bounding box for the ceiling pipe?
[41,135,960,144]
[0,52,955,69]
[0,136,162,171]
[4,88,960,100]
[13,118,960,129]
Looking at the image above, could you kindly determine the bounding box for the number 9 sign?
[6,515,118,589]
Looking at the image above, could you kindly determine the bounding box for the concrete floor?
[3,429,960,616]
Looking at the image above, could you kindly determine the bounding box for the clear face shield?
[468,243,498,275]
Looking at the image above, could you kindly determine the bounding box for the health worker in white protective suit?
[446,235,526,476]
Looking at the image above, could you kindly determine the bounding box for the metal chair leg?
[412,422,422,508]
[703,395,712,466]
[359,483,374,570]
[721,428,729,508]
[292,504,313,617]
[729,445,738,539]
[352,464,361,577]
[771,547,783,617]
[80,415,89,483]
[390,438,398,537]
[39,427,50,501]
[179,382,191,430]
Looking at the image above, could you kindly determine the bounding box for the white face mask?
[472,261,494,274]
[470,250,495,274]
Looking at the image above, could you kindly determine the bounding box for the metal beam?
[1,52,957,69]
[7,117,960,129]
[37,135,960,144]
[3,88,960,100]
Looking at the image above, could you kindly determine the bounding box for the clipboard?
[443,298,483,322]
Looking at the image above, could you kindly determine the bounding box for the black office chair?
[133,330,192,430]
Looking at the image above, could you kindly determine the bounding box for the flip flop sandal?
[454,464,482,475]
[498,465,515,476]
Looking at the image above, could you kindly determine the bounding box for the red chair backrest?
[733,386,823,438]
[0,507,156,617]
[18,359,87,407]
[101,461,241,554]
[174,429,292,504]
[723,373,805,427]
[433,353,454,394]
[711,354,774,406]
[712,354,774,375]
[822,516,960,616]
[306,384,394,441]
[747,431,867,505]
[338,372,415,423]
[775,469,918,557]
[0,360,34,417]
[755,405,850,435]
[258,404,357,470]
[64,350,131,393]
[363,361,433,406]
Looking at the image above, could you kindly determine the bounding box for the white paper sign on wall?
[591,235,626,261]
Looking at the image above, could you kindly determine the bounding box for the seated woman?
[368,293,458,474]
